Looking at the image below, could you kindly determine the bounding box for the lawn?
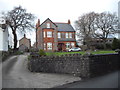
[46,50,116,56]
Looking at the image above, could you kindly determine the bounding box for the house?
[0,18,8,51]
[36,18,76,51]
[19,34,31,51]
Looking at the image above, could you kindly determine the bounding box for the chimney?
[38,19,40,25]
[68,19,71,24]
[24,34,26,38]
[36,19,40,28]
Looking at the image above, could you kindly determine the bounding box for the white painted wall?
[0,28,3,51]
[0,18,8,51]
[0,27,8,51]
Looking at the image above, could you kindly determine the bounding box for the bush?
[95,44,104,50]
[105,43,112,50]
[39,49,46,56]
[15,51,24,55]
[112,38,120,50]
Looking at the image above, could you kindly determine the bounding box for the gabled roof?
[39,18,75,32]
[40,18,57,27]
[55,23,75,32]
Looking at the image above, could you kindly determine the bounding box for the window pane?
[66,33,69,38]
[58,32,61,38]
[69,33,72,38]
[71,42,74,48]
[47,23,50,28]
[44,43,46,50]
[47,43,52,50]
[44,31,46,37]
[47,31,52,37]
[66,42,70,49]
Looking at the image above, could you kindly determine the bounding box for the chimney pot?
[68,19,71,24]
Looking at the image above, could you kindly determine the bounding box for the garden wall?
[28,53,119,78]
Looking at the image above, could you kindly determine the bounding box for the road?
[2,54,81,88]
[55,71,119,88]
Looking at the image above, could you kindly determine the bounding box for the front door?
[58,43,64,51]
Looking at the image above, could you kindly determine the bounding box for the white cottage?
[0,18,8,51]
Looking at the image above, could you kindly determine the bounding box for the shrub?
[28,55,31,60]
[15,51,24,55]
[39,49,46,56]
[112,38,120,50]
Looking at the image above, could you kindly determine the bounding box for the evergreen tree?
[112,38,120,50]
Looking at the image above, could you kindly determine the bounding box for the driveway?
[2,54,81,88]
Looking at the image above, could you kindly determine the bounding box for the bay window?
[66,42,70,49]
[44,43,46,50]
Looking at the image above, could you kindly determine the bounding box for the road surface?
[2,54,81,88]
[55,71,119,88]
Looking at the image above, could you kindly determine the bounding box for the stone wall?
[28,53,119,78]
[89,54,119,77]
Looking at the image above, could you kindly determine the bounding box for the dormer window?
[47,23,50,28]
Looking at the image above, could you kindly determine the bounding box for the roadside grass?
[46,50,116,56]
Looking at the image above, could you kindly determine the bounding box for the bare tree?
[94,12,118,48]
[2,6,35,50]
[75,12,97,49]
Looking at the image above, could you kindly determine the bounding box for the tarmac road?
[2,54,81,88]
[55,71,119,88]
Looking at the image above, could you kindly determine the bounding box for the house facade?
[0,18,8,51]
[36,18,76,51]
[19,34,31,51]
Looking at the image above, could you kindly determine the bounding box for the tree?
[75,12,97,49]
[2,6,35,50]
[94,12,118,49]
[75,12,118,49]
[112,38,120,50]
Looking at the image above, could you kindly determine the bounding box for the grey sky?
[0,0,119,45]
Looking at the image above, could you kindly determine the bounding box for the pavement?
[2,53,81,88]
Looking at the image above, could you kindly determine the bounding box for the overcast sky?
[0,0,119,45]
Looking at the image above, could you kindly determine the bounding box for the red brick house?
[36,18,76,51]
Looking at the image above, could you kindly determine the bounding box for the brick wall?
[28,53,119,78]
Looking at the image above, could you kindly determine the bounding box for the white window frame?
[44,43,46,50]
[71,42,75,48]
[47,23,50,28]
[66,33,69,38]
[66,42,70,49]
[44,31,46,37]
[47,43,52,50]
[58,32,61,38]
[47,31,52,37]
[69,33,72,38]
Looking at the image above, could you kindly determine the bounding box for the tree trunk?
[103,39,106,49]
[12,30,17,50]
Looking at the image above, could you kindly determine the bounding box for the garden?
[45,50,116,56]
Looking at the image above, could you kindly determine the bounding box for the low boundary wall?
[28,53,119,78]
